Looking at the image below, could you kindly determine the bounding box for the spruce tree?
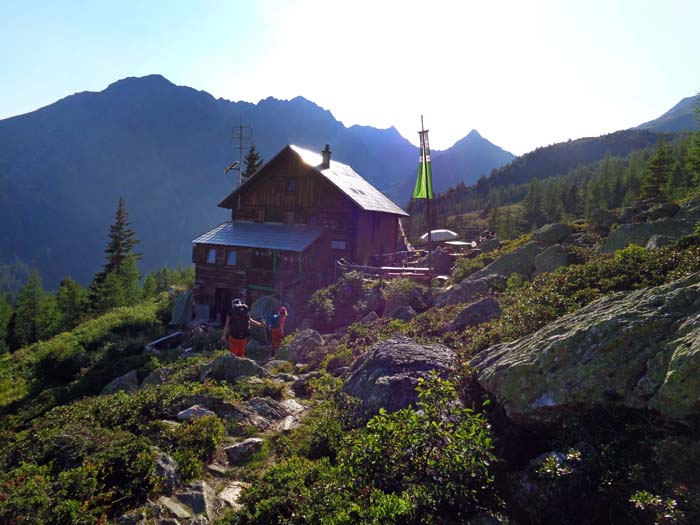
[640,137,673,201]
[36,293,61,340]
[0,295,12,353]
[243,145,264,180]
[13,270,44,347]
[104,197,141,273]
[56,277,87,329]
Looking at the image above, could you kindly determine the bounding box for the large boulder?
[198,354,266,383]
[534,244,571,275]
[432,273,504,308]
[343,336,457,415]
[389,305,417,321]
[101,370,139,396]
[142,367,173,388]
[470,242,543,281]
[470,273,700,424]
[276,329,323,364]
[599,219,694,253]
[589,208,618,235]
[173,481,215,518]
[447,297,501,332]
[224,438,264,465]
[532,223,572,244]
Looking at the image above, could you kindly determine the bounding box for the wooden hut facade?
[192,144,408,320]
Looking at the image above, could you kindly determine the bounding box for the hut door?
[214,288,233,324]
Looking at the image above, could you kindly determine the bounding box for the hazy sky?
[1,0,698,154]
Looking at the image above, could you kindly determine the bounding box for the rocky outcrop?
[432,274,504,308]
[646,234,676,250]
[173,481,215,519]
[101,370,139,396]
[142,367,173,388]
[447,297,501,332]
[343,336,456,415]
[276,329,323,364]
[198,354,266,383]
[532,223,572,244]
[599,219,693,253]
[471,242,543,281]
[470,273,700,424]
[534,244,571,275]
[176,405,216,421]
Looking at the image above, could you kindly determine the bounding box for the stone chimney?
[321,144,332,169]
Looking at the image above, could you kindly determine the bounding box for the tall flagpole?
[420,115,432,271]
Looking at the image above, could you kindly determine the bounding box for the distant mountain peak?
[466,129,482,139]
[106,74,174,90]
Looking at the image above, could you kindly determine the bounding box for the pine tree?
[142,273,158,298]
[641,137,673,201]
[36,293,61,340]
[13,270,44,347]
[244,145,264,180]
[56,277,87,329]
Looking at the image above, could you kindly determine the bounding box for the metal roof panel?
[192,221,325,252]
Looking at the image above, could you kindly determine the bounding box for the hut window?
[287,179,297,192]
[206,248,217,264]
[226,250,237,266]
[331,240,347,250]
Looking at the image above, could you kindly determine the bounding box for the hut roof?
[192,221,325,252]
[218,145,409,216]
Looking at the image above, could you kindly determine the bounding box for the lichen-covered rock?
[534,244,571,275]
[142,367,173,388]
[432,273,504,308]
[153,449,180,491]
[198,354,266,383]
[471,242,543,280]
[276,329,323,363]
[218,481,250,510]
[470,273,700,424]
[343,336,456,415]
[225,438,264,465]
[389,305,417,321]
[101,370,139,396]
[599,219,694,253]
[645,234,676,250]
[176,405,216,421]
[448,297,501,332]
[532,223,572,244]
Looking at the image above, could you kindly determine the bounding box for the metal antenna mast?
[230,119,253,210]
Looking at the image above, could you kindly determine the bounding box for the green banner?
[413,130,434,199]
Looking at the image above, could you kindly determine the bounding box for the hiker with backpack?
[221,299,265,358]
[268,306,288,356]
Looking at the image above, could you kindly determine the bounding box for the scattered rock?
[470,242,543,281]
[534,244,571,275]
[244,339,269,362]
[198,354,266,383]
[532,223,572,244]
[633,202,680,222]
[447,297,501,332]
[176,405,216,422]
[292,371,323,398]
[218,481,250,510]
[432,273,503,308]
[389,305,417,321]
[225,438,264,465]
[276,329,324,364]
[384,282,429,316]
[343,336,457,415]
[470,272,700,424]
[142,367,173,388]
[280,398,304,414]
[589,208,618,235]
[173,481,214,518]
[206,463,232,477]
[157,496,191,520]
[101,370,139,396]
[153,449,180,491]
[358,310,379,325]
[646,234,676,250]
[247,397,289,421]
[271,372,296,382]
[264,359,291,372]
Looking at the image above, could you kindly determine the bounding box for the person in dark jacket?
[221,299,264,357]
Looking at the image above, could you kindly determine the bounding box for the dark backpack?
[268,313,280,329]
[229,304,251,338]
